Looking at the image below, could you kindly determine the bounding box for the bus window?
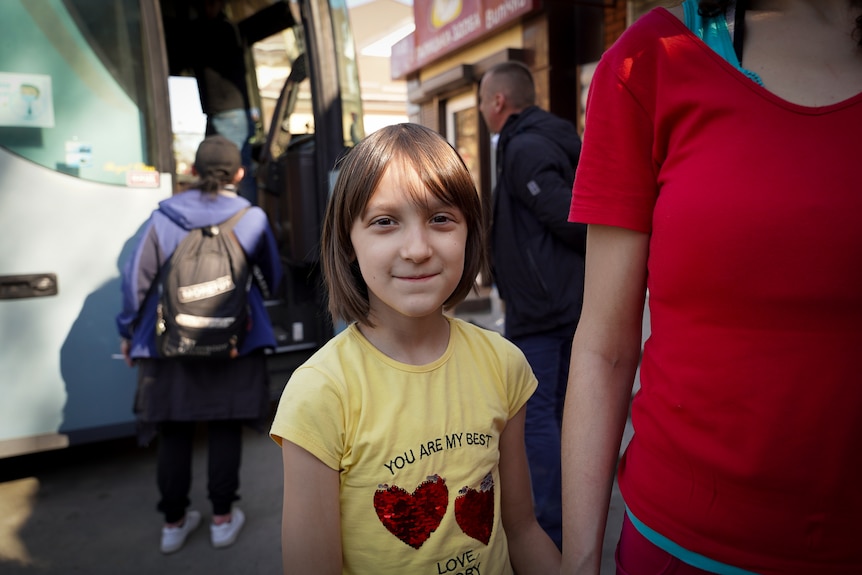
[0,0,153,185]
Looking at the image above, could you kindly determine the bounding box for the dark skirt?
[134,353,270,445]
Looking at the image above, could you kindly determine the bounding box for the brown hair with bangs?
[320,123,486,326]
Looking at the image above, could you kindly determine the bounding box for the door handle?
[0,273,58,299]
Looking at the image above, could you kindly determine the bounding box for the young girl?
[270,123,561,574]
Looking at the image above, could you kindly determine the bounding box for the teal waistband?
[625,507,760,575]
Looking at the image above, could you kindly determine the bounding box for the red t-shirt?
[570,8,862,574]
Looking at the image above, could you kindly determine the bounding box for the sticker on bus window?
[65,140,92,168]
[0,72,55,128]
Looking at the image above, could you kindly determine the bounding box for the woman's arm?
[561,224,649,575]
[499,404,562,574]
[281,440,342,575]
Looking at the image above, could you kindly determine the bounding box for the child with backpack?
[117,135,281,554]
[269,124,561,574]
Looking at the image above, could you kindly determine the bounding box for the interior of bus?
[157,0,365,394]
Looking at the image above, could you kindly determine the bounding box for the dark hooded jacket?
[492,106,586,338]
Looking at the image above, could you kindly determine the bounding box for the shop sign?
[391,0,539,79]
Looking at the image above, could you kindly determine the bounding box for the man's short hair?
[485,61,535,109]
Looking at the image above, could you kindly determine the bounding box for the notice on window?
[0,72,55,128]
[65,140,92,168]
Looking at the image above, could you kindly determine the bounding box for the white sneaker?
[210,507,246,549]
[160,510,201,554]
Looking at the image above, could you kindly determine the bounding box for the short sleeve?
[502,339,538,418]
[270,365,346,471]
[569,20,661,233]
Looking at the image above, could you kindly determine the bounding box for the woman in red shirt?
[562,1,862,574]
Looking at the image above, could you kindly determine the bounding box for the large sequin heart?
[373,474,449,549]
[454,472,494,545]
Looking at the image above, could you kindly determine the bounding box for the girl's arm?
[281,440,342,575]
[560,224,649,575]
[499,404,562,573]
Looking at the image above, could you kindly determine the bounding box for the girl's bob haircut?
[321,123,487,326]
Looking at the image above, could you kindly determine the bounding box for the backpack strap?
[218,207,273,299]
[216,207,250,237]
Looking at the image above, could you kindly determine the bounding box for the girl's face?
[350,163,468,324]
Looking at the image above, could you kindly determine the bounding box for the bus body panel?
[0,149,171,457]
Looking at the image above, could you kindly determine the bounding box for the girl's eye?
[371,217,394,227]
[431,214,453,224]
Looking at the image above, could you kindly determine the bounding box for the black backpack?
[155,208,251,359]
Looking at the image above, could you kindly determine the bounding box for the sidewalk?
[0,426,284,575]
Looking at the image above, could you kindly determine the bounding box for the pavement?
[0,424,283,575]
[0,293,637,574]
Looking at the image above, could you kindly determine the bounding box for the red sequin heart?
[454,472,494,545]
[373,474,449,549]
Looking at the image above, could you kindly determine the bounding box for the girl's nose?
[400,225,433,261]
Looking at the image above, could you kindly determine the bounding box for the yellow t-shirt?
[271,317,537,575]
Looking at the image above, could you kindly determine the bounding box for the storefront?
[390,0,666,201]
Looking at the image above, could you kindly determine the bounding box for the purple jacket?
[116,190,282,358]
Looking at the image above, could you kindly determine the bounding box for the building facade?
[391,0,670,203]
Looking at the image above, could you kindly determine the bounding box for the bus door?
[255,0,364,393]
[160,0,364,395]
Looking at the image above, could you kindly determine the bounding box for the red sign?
[392,0,539,79]
[126,170,161,188]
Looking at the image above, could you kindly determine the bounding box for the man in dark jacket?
[479,61,585,549]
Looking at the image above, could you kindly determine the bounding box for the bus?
[0,0,364,459]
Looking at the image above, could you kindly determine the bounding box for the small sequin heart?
[454,472,494,545]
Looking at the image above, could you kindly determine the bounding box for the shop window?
[629,0,675,23]
[445,92,480,193]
